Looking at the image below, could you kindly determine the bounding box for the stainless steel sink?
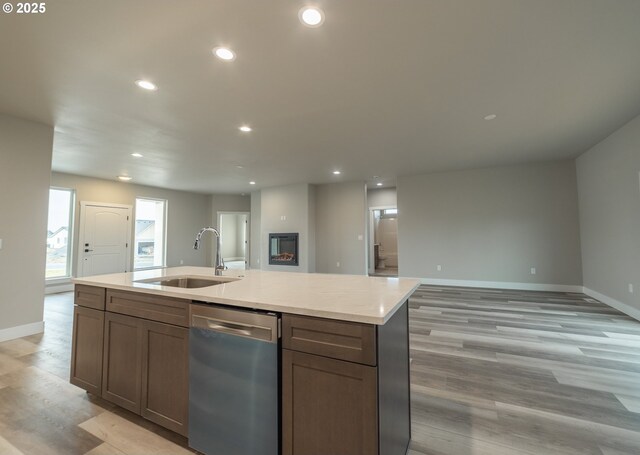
[136,276,240,288]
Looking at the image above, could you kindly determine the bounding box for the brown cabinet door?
[282,349,378,455]
[70,306,105,395]
[140,320,189,436]
[102,312,143,413]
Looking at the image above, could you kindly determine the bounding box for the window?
[380,208,398,219]
[46,188,75,279]
[134,198,167,269]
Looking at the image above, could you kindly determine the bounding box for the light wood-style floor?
[1,287,640,454]
[407,286,640,455]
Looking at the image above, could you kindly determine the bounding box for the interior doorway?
[217,212,250,270]
[78,202,132,277]
[368,206,398,277]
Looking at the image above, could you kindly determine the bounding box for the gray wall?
[258,183,316,273]
[398,161,583,286]
[50,172,211,274]
[307,185,316,273]
[576,113,640,311]
[0,114,53,333]
[316,182,367,275]
[211,194,250,223]
[250,191,261,268]
[367,187,397,208]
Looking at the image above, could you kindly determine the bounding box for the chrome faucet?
[194,227,225,276]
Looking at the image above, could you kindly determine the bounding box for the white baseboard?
[415,277,583,293]
[45,283,74,294]
[582,287,640,322]
[0,321,45,343]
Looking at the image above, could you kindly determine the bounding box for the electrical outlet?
[280,215,287,221]
[436,265,442,272]
[0,238,3,250]
[357,234,363,241]
[530,267,536,275]
[629,284,634,294]
[180,260,184,265]
[336,262,340,268]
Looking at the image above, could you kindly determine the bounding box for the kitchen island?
[71,267,419,455]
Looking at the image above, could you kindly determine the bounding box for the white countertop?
[72,266,420,325]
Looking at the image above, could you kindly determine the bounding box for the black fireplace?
[269,233,299,266]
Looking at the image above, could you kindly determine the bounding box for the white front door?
[79,203,131,276]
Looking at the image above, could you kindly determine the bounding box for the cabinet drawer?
[106,289,189,327]
[282,314,376,366]
[75,285,106,310]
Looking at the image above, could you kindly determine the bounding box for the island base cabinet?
[102,312,143,414]
[282,349,378,455]
[282,301,411,455]
[101,312,189,436]
[141,320,189,436]
[70,306,105,395]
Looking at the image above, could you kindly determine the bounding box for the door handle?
[84,249,94,253]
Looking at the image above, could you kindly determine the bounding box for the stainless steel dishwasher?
[189,303,280,455]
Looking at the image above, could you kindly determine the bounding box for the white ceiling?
[1,0,639,194]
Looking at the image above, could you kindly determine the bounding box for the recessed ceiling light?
[236,165,244,169]
[213,47,236,61]
[249,181,256,185]
[376,182,383,186]
[239,125,252,132]
[484,114,497,120]
[135,80,157,91]
[131,153,143,158]
[118,175,132,181]
[333,170,341,175]
[299,6,324,27]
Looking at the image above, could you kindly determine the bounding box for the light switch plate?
[0,238,3,250]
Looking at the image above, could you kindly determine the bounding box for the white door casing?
[78,202,132,277]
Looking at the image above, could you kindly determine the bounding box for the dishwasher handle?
[192,313,278,343]
[207,320,253,336]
